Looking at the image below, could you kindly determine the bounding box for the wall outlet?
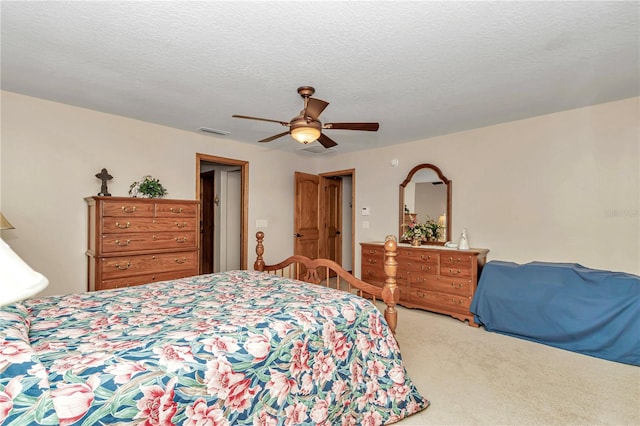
[256,219,268,228]
[362,221,370,229]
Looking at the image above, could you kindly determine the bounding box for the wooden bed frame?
[253,232,400,333]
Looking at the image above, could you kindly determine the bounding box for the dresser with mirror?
[362,163,488,326]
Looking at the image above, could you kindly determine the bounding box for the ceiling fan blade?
[323,122,380,131]
[258,131,290,143]
[304,98,329,120]
[317,133,338,149]
[232,115,289,126]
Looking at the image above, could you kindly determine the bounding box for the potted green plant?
[129,175,168,198]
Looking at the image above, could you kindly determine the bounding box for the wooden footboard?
[253,232,400,334]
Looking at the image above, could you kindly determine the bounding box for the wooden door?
[200,170,215,274]
[324,177,342,266]
[294,172,320,260]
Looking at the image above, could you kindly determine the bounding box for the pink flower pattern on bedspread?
[0,270,428,425]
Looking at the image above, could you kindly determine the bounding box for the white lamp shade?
[291,126,321,144]
[0,238,49,306]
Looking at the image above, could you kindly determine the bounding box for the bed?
[0,233,428,425]
[470,260,640,365]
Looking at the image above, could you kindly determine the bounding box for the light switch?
[361,207,370,216]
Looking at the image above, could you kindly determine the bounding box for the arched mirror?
[399,164,452,244]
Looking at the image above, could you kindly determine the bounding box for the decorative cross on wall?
[95,168,113,196]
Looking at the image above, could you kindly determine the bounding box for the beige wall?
[0,91,310,296]
[1,92,638,300]
[316,97,639,276]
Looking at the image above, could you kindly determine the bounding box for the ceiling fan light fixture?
[291,126,321,144]
[233,86,379,148]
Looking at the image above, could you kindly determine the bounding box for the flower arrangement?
[129,175,168,198]
[401,214,444,243]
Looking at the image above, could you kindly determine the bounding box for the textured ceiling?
[1,1,638,154]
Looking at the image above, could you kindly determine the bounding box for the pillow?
[0,238,48,306]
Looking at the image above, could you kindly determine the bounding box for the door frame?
[195,153,249,270]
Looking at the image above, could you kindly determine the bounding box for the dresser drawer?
[361,266,386,284]
[396,269,410,285]
[102,200,155,217]
[401,260,437,275]
[98,270,197,290]
[408,290,471,313]
[361,245,383,257]
[102,218,197,234]
[440,264,472,278]
[441,253,474,267]
[155,203,198,217]
[397,248,438,264]
[411,275,472,297]
[100,251,198,279]
[362,254,383,268]
[101,232,197,253]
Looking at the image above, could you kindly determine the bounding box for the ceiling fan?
[232,86,379,148]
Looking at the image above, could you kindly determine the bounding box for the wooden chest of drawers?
[361,242,488,326]
[86,196,199,291]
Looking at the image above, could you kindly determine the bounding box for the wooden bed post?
[254,231,265,271]
[382,238,399,334]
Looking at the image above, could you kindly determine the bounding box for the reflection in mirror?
[399,164,452,244]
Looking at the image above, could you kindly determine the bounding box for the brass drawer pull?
[449,268,461,274]
[114,239,130,246]
[115,222,131,229]
[451,299,462,305]
[114,262,131,270]
[450,282,463,289]
[175,237,187,243]
[175,257,187,264]
[175,222,187,228]
[420,255,431,260]
[170,207,183,214]
[421,265,431,271]
[121,206,137,213]
[368,250,377,254]
[368,258,377,264]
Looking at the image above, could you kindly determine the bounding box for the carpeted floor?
[388,305,640,425]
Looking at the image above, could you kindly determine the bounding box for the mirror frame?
[399,163,452,245]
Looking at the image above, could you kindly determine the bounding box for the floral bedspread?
[0,270,428,425]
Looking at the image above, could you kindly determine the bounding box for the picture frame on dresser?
[85,196,200,291]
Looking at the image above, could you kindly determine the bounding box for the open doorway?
[195,153,248,272]
[320,169,354,273]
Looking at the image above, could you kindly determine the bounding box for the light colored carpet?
[386,304,640,425]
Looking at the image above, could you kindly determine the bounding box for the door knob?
[336,231,341,235]
[294,233,303,238]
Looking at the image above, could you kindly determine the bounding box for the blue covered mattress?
[470,261,640,365]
